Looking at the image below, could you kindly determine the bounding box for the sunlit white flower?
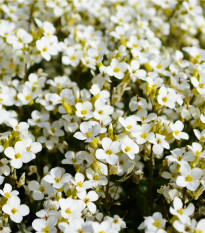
[176,163,202,191]
[170,196,194,224]
[2,196,29,223]
[106,58,127,79]
[170,120,189,140]
[0,183,19,199]
[77,190,98,213]
[43,167,71,189]
[96,137,121,165]
[4,141,33,169]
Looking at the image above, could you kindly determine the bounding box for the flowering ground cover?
[1,0,205,232]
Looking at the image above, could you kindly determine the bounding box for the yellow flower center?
[126,125,132,130]
[77,181,83,187]
[72,158,77,163]
[11,208,18,214]
[177,155,182,161]
[200,136,205,141]
[141,132,147,139]
[81,109,87,115]
[185,175,193,182]
[65,208,71,214]
[174,130,180,135]
[113,219,119,223]
[98,110,104,115]
[162,96,168,103]
[153,220,161,227]
[43,226,50,233]
[141,115,146,121]
[177,208,183,215]
[195,150,201,156]
[42,47,47,52]
[86,131,93,138]
[55,177,61,183]
[39,186,45,193]
[4,192,10,198]
[156,64,162,69]
[71,55,76,60]
[93,175,99,180]
[113,67,120,73]
[84,198,90,204]
[124,146,131,153]
[14,153,21,159]
[106,149,112,155]
[25,95,31,100]
[199,83,205,89]
[78,230,84,233]
[51,128,56,134]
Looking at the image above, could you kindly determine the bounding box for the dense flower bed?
[0,0,205,232]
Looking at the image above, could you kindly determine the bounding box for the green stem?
[147,144,153,215]
[105,163,110,215]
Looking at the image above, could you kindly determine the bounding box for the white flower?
[166,148,194,166]
[121,136,139,159]
[135,109,157,123]
[104,215,126,231]
[188,142,205,159]
[157,86,176,109]
[62,151,84,165]
[86,168,108,187]
[195,219,205,233]
[22,138,42,159]
[92,221,113,233]
[118,116,138,133]
[106,58,127,79]
[32,216,57,233]
[170,120,189,140]
[2,196,29,223]
[62,47,83,67]
[36,36,59,61]
[28,110,49,128]
[93,99,114,125]
[28,180,53,200]
[150,134,170,155]
[74,121,101,142]
[194,129,205,142]
[71,173,92,192]
[170,197,194,224]
[127,60,143,82]
[173,219,195,233]
[96,137,121,165]
[77,190,98,213]
[176,164,202,191]
[0,183,19,199]
[43,167,71,189]
[138,212,167,232]
[132,124,154,144]
[6,28,32,49]
[90,84,110,100]
[59,198,85,219]
[4,141,33,169]
[76,101,93,120]
[191,75,205,94]
[0,158,10,176]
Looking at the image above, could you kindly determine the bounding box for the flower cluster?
[1,0,205,232]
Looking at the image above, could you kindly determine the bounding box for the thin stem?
[105,163,110,215]
[147,144,153,215]
[182,187,187,207]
